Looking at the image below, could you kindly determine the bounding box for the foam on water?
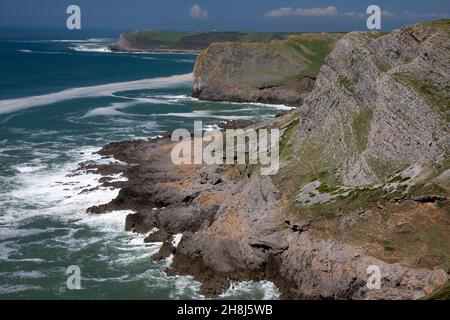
[83,101,141,118]
[7,39,113,44]
[171,234,183,247]
[219,280,280,300]
[0,242,17,260]
[69,44,112,53]
[18,49,72,55]
[0,227,49,241]
[0,143,209,298]
[82,96,176,118]
[2,149,120,225]
[0,270,47,279]
[12,164,47,173]
[157,95,295,111]
[0,73,193,115]
[0,285,43,294]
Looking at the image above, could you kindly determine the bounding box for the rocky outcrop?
[171,170,447,299]
[193,34,343,105]
[110,33,134,52]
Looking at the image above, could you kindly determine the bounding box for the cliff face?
[294,20,450,187]
[193,34,343,105]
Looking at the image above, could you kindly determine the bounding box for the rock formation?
[193,34,343,105]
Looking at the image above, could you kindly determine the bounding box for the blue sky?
[0,0,449,32]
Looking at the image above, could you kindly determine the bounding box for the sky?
[0,0,449,33]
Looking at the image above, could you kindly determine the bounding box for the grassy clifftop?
[110,29,343,52]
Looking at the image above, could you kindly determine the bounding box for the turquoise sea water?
[0,37,289,299]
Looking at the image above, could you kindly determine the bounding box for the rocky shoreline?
[78,113,447,299]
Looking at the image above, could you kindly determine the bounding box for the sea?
[0,31,291,299]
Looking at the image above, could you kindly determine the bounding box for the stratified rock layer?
[296,22,450,186]
[193,34,342,105]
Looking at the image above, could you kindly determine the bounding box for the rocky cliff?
[110,30,313,53]
[89,20,450,300]
[295,20,449,187]
[193,34,343,105]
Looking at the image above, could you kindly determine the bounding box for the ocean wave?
[153,94,198,103]
[69,44,112,53]
[12,164,47,173]
[6,38,113,44]
[204,124,221,131]
[18,49,72,55]
[0,271,46,279]
[207,99,295,111]
[0,242,17,260]
[0,73,193,115]
[82,96,174,118]
[0,285,43,294]
[0,227,49,241]
[0,146,120,225]
[0,144,158,274]
[173,58,197,63]
[170,275,204,299]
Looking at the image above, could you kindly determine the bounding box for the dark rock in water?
[151,241,175,261]
[144,230,171,243]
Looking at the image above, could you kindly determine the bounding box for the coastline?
[80,110,447,299]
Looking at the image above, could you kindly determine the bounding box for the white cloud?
[189,4,208,19]
[264,7,448,20]
[402,11,448,19]
[265,6,338,18]
[340,10,396,19]
[341,11,366,19]
[381,11,397,18]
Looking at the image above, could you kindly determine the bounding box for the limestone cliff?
[294,20,450,187]
[193,34,343,105]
